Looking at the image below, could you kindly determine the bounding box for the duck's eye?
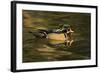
[68,29,70,31]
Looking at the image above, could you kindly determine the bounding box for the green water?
[23,27,90,63]
[22,10,91,63]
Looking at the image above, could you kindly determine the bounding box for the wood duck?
[29,25,74,41]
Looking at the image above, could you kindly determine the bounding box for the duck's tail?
[29,30,47,38]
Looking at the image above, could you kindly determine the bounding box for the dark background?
[22,10,91,63]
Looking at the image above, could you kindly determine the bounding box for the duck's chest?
[48,33,66,41]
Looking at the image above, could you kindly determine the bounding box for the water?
[23,29,90,63]
[22,10,91,63]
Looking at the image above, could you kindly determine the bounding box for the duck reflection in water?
[64,26,74,47]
